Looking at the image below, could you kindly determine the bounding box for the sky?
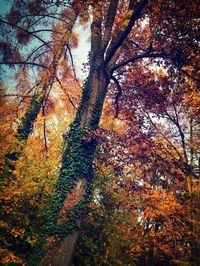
[0,0,11,15]
[0,0,14,87]
[72,18,91,79]
[0,0,91,86]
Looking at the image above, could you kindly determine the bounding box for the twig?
[111,75,122,118]
[55,76,77,110]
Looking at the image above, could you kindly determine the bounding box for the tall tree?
[72,66,199,266]
[0,0,80,174]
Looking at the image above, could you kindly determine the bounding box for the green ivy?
[44,121,97,244]
[17,90,43,141]
[41,66,106,256]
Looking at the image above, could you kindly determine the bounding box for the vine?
[44,122,97,243]
[17,89,44,141]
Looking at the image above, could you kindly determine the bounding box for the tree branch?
[1,94,32,98]
[0,18,52,50]
[164,105,188,163]
[104,0,148,66]
[111,75,122,118]
[32,49,51,63]
[112,52,171,72]
[172,103,188,163]
[23,14,72,25]
[89,0,103,64]
[66,44,81,89]
[101,0,119,52]
[42,104,48,153]
[0,61,46,68]
[55,76,77,110]
[112,49,200,84]
[143,107,184,161]
[25,43,51,62]
[29,29,56,34]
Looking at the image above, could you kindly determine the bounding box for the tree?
[0,72,80,264]
[73,67,199,266]
[0,0,199,265]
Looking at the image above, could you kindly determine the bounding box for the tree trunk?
[190,192,200,266]
[2,90,44,180]
[41,55,110,265]
[40,1,149,263]
[16,89,44,141]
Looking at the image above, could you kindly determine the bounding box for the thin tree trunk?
[16,89,44,141]
[2,90,44,180]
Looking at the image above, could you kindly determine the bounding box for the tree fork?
[40,1,149,264]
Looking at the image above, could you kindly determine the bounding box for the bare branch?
[172,103,188,163]
[101,0,119,52]
[42,104,48,153]
[55,76,77,110]
[0,18,52,50]
[1,94,32,98]
[164,108,188,164]
[25,42,54,62]
[90,1,103,57]
[141,105,184,161]
[65,44,81,89]
[112,52,171,72]
[111,75,122,118]
[0,61,46,68]
[29,29,55,34]
[112,49,200,84]
[32,49,51,62]
[104,0,148,66]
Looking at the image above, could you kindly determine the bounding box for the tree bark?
[41,52,110,265]
[41,1,149,264]
[16,89,44,141]
[2,89,44,181]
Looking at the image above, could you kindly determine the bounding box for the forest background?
[0,0,199,265]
